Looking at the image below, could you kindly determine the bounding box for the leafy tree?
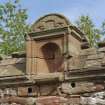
[101,21,105,37]
[76,15,101,47]
[0,0,30,55]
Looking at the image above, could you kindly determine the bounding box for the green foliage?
[0,0,30,55]
[76,15,101,47]
[101,21,105,36]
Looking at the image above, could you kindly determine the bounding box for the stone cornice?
[65,66,105,82]
[28,26,83,41]
[29,27,68,39]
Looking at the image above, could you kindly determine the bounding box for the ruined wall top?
[32,13,71,32]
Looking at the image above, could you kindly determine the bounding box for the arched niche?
[41,42,64,73]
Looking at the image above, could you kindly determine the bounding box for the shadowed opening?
[41,42,63,73]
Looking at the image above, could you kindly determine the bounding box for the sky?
[0,0,105,28]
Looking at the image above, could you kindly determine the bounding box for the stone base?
[36,96,68,105]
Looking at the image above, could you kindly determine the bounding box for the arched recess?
[41,42,64,73]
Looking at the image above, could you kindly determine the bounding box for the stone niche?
[26,14,86,75]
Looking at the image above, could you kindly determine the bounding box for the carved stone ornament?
[32,14,71,32]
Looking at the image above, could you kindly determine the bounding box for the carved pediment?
[32,14,71,32]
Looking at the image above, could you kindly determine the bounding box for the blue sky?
[0,0,105,27]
